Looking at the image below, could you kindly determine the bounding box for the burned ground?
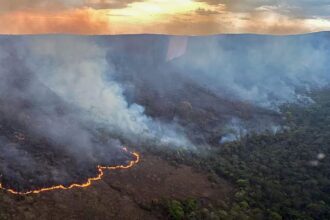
[0,152,233,220]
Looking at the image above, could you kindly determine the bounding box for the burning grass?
[0,148,140,195]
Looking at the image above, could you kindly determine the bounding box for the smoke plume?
[0,35,191,191]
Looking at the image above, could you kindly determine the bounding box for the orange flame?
[0,148,140,195]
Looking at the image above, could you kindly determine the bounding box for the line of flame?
[0,148,140,195]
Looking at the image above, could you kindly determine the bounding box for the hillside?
[0,33,329,219]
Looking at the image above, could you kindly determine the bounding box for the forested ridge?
[152,89,330,220]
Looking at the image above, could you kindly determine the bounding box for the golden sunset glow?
[105,0,211,34]
[0,0,329,35]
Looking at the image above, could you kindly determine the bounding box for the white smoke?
[170,34,330,109]
[20,37,192,148]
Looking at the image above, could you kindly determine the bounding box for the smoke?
[169,34,330,109]
[1,33,329,189]
[91,33,330,144]
[18,36,191,148]
[0,38,124,189]
[220,117,281,143]
[0,35,193,190]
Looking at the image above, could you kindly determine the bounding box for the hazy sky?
[0,0,330,35]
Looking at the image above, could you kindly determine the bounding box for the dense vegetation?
[152,89,330,220]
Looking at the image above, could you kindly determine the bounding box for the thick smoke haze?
[0,38,134,189]
[20,37,191,148]
[1,33,329,149]
[0,33,329,189]
[170,33,330,109]
[95,33,330,142]
[0,35,191,190]
[0,35,193,161]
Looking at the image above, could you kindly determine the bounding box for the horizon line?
[0,31,329,37]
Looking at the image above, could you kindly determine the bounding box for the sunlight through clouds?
[0,0,329,34]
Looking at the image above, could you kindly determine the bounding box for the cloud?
[196,0,277,13]
[0,9,112,34]
[0,0,329,35]
[0,0,80,13]
[86,0,144,9]
[196,0,330,17]
[144,9,330,35]
[0,0,144,13]
[195,7,221,16]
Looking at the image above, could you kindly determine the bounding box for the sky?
[0,0,330,35]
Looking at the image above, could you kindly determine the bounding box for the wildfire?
[0,148,140,195]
